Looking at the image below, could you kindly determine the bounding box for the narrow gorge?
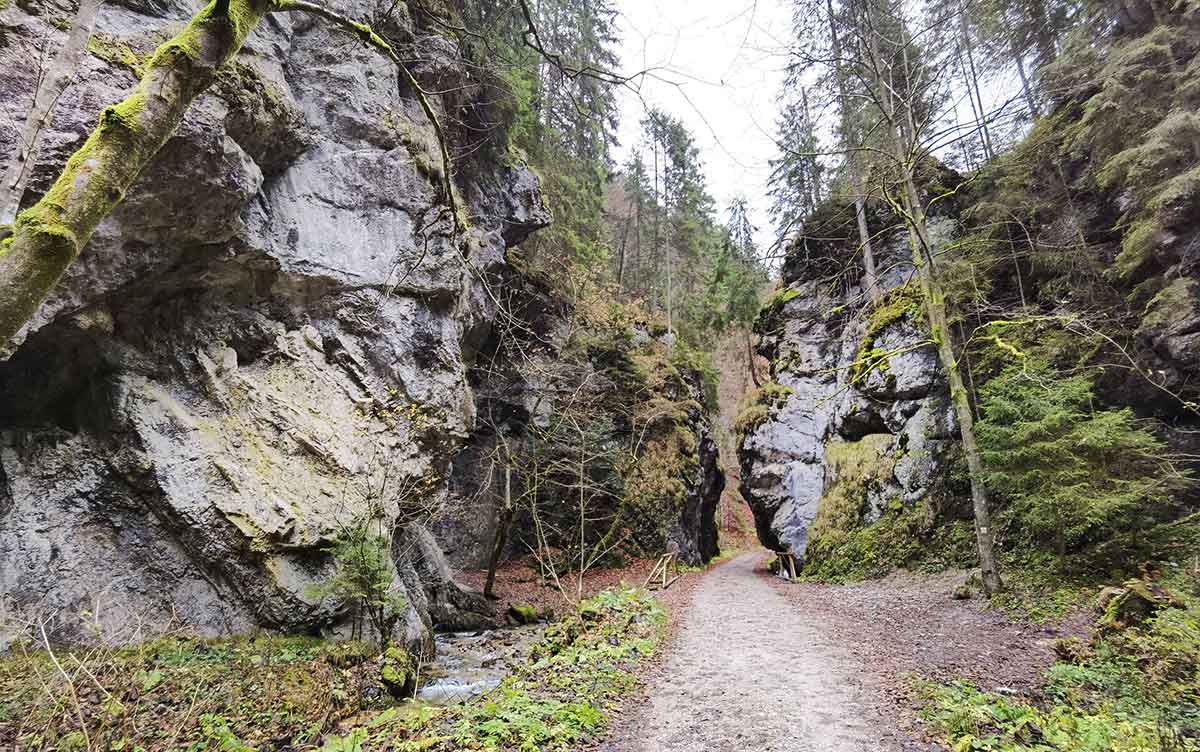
[2,0,1199,750]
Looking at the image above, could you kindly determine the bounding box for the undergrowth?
[0,634,384,750]
[0,588,664,751]
[317,586,665,751]
[921,572,1200,751]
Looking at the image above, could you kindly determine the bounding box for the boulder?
[1097,579,1184,631]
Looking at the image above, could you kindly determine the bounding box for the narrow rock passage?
[600,553,891,752]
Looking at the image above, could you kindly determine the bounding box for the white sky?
[608,0,1032,257]
[612,0,795,253]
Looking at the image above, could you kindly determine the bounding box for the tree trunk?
[483,462,514,599]
[878,33,1003,594]
[901,178,1002,594]
[826,0,881,305]
[746,329,762,388]
[957,6,994,159]
[0,0,274,351]
[1,0,102,224]
[1013,46,1039,119]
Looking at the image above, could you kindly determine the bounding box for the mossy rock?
[733,382,795,439]
[380,645,416,698]
[1097,578,1183,631]
[506,603,539,625]
[323,640,374,668]
[530,619,582,661]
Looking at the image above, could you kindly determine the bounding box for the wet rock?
[506,604,539,625]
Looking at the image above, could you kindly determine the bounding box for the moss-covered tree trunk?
[899,175,1003,594]
[0,0,274,351]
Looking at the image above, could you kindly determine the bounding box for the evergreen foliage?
[308,520,407,648]
[977,361,1179,554]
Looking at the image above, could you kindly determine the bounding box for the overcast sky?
[612,0,794,253]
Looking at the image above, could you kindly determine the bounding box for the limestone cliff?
[0,0,547,649]
[737,200,966,566]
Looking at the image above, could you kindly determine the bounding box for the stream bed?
[414,624,545,706]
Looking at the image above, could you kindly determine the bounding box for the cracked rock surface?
[0,0,547,649]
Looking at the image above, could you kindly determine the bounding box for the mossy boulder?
[1097,578,1184,632]
[506,603,539,625]
[380,645,417,698]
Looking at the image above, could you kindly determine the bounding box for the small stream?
[414,624,544,706]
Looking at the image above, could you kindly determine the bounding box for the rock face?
[0,0,547,648]
[435,269,724,569]
[738,208,962,561]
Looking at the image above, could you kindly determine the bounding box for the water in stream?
[414,624,545,706]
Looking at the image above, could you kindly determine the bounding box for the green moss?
[801,435,979,582]
[85,32,143,72]
[12,202,78,255]
[808,434,895,544]
[99,93,146,134]
[379,645,416,697]
[849,283,924,385]
[761,286,801,315]
[1141,277,1196,331]
[1112,219,1161,282]
[145,0,264,70]
[507,603,539,624]
[733,381,794,439]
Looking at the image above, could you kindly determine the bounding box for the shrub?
[309,519,407,648]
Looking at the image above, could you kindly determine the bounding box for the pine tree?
[978,361,1174,554]
[768,88,826,248]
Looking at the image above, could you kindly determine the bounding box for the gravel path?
[598,553,893,752]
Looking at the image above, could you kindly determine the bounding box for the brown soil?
[455,555,711,625]
[762,565,1092,748]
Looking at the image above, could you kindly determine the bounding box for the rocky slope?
[0,0,547,649]
[436,267,724,570]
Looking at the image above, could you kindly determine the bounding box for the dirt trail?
[598,553,894,752]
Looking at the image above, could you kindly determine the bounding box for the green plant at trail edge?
[921,573,1200,751]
